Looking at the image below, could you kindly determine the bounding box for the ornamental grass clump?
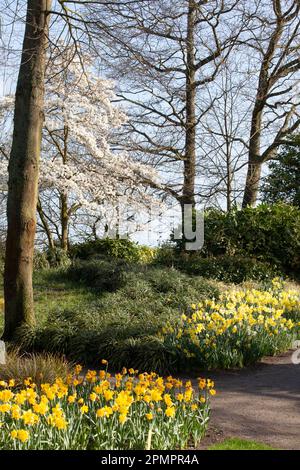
[162,279,300,369]
[0,362,213,450]
[0,349,71,387]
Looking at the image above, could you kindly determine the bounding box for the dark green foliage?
[33,251,50,270]
[46,247,71,268]
[261,137,300,207]
[69,238,141,263]
[179,255,280,283]
[164,203,300,279]
[66,259,127,292]
[66,259,221,301]
[155,248,280,284]
[14,260,221,373]
[15,324,180,374]
[203,204,300,275]
[154,243,178,266]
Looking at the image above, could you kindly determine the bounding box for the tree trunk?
[242,100,263,208]
[242,99,264,208]
[181,0,197,237]
[60,124,69,252]
[37,198,55,250]
[60,193,69,252]
[226,157,233,212]
[242,160,262,208]
[2,0,51,341]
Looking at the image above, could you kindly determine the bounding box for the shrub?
[0,366,213,449]
[162,281,300,369]
[70,238,159,265]
[165,203,300,280]
[66,259,127,292]
[16,325,178,374]
[65,259,221,303]
[69,333,178,373]
[181,255,280,284]
[33,251,50,271]
[137,245,158,264]
[202,203,300,275]
[155,249,280,284]
[70,238,141,263]
[0,349,71,386]
[46,247,71,268]
[261,136,300,208]
[154,243,178,267]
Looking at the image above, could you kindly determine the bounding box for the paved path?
[192,350,300,450]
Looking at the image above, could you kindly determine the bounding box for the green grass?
[30,262,222,329]
[208,438,276,450]
[0,268,97,332]
[32,269,97,326]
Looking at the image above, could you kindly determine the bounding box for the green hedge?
[202,203,300,275]
[168,203,300,278]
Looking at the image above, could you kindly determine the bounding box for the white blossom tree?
[0,48,160,251]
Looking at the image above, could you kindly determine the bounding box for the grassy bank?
[0,260,299,374]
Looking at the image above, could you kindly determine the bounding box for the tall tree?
[83,0,247,224]
[2,0,52,340]
[242,0,300,207]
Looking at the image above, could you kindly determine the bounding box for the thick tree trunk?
[181,0,197,237]
[242,101,263,208]
[242,160,262,208]
[2,0,51,341]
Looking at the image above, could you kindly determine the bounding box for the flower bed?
[0,363,213,450]
[162,279,300,369]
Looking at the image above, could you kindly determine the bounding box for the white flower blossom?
[0,48,161,236]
